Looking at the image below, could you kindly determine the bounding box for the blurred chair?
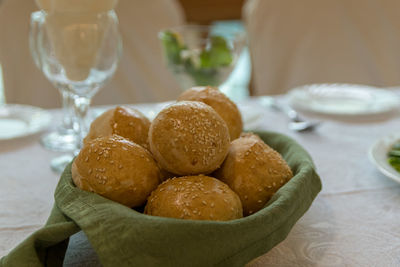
[243,0,400,95]
[0,0,184,108]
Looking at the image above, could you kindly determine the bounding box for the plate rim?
[288,83,400,117]
[368,133,400,184]
[0,104,52,141]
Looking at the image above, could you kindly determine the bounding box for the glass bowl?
[159,24,246,90]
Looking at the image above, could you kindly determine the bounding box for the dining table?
[1,96,400,266]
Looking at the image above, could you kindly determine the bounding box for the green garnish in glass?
[160,31,185,65]
[160,30,234,86]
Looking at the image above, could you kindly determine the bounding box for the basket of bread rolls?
[1,86,321,267]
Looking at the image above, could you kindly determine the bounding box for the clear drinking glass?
[40,91,76,152]
[30,15,77,152]
[159,25,246,91]
[30,10,122,172]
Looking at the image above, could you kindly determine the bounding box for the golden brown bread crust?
[214,133,293,216]
[72,135,161,207]
[149,101,230,175]
[84,106,150,149]
[144,175,243,221]
[178,86,243,140]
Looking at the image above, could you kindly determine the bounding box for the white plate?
[238,102,264,130]
[0,104,51,140]
[369,134,400,184]
[288,84,400,117]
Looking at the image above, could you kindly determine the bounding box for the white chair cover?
[0,0,184,108]
[243,0,400,95]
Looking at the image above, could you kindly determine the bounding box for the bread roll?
[214,133,293,216]
[149,101,230,175]
[72,135,161,207]
[84,106,150,149]
[178,86,243,140]
[145,175,243,221]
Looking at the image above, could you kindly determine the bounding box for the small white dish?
[0,104,52,140]
[369,134,400,184]
[238,102,264,130]
[288,84,400,117]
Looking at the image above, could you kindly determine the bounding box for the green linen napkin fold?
[0,131,322,267]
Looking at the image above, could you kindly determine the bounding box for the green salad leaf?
[387,141,400,172]
[160,31,185,64]
[183,59,219,86]
[388,157,400,172]
[199,36,233,68]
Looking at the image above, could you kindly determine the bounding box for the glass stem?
[60,90,74,131]
[72,95,91,153]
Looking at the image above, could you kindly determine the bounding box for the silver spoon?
[260,97,321,132]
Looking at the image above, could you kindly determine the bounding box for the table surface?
[1,97,400,266]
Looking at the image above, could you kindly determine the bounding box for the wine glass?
[30,15,76,152]
[30,10,122,172]
[159,25,246,91]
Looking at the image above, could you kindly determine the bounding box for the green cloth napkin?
[0,131,322,267]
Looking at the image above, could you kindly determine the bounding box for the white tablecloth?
[1,98,400,266]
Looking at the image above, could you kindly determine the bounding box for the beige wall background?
[3,0,400,107]
[244,0,400,96]
[0,0,184,108]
